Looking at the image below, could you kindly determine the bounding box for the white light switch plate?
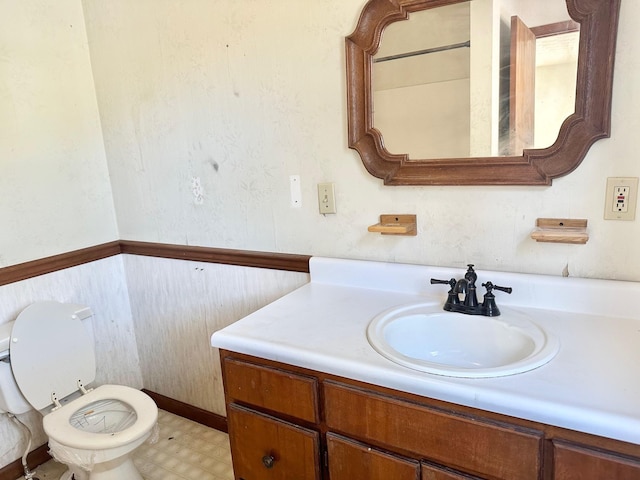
[317,183,336,214]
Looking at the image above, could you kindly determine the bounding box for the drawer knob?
[262,454,275,468]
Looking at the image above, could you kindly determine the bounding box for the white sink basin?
[367,303,559,378]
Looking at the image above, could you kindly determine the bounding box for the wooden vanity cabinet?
[220,351,640,480]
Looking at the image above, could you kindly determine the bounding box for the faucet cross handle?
[430,278,459,310]
[482,282,513,295]
[430,278,456,289]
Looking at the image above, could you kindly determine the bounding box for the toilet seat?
[10,301,96,411]
[44,384,157,450]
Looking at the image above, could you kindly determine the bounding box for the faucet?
[430,265,512,316]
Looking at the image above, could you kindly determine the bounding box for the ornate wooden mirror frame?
[346,0,621,185]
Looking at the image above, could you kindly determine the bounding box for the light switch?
[317,183,336,214]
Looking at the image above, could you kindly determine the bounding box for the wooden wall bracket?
[531,218,588,244]
[368,215,417,236]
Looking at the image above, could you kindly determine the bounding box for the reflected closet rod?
[374,40,470,63]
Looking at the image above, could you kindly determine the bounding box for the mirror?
[346,0,621,185]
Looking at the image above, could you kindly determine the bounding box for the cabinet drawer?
[324,381,542,480]
[228,403,321,480]
[327,433,420,480]
[553,440,640,480]
[223,358,319,423]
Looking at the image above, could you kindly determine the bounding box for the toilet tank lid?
[0,321,14,358]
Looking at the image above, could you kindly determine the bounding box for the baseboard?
[143,389,228,433]
[0,443,50,480]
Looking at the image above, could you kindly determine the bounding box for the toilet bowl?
[0,301,158,480]
[45,385,158,480]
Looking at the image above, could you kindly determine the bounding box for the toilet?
[0,301,158,480]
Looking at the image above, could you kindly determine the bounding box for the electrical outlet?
[615,186,630,213]
[604,177,639,220]
[317,182,336,214]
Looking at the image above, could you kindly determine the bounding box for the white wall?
[2,0,639,279]
[0,0,118,267]
[82,0,640,281]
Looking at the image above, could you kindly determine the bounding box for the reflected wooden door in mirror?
[346,0,621,185]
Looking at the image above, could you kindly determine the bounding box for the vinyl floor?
[14,410,234,480]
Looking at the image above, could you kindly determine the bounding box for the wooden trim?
[143,389,228,433]
[346,0,621,185]
[0,241,121,287]
[0,241,311,287]
[0,444,50,480]
[530,20,580,39]
[119,240,311,273]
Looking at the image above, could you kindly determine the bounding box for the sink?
[367,303,559,378]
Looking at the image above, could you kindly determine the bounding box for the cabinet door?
[327,433,419,480]
[227,403,321,480]
[553,440,640,480]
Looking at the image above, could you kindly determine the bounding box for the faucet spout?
[454,278,468,294]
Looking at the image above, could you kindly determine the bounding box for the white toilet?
[0,301,158,480]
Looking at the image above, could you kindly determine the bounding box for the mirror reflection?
[372,0,579,160]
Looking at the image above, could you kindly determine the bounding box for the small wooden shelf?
[530,218,588,244]
[368,215,417,236]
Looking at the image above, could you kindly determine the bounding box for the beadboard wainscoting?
[0,242,310,473]
[123,254,309,416]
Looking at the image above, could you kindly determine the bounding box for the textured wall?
[82,0,640,280]
[0,0,118,267]
[123,254,309,415]
[0,256,141,468]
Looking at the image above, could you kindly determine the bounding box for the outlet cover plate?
[604,177,638,220]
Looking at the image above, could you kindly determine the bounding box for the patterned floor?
[15,410,234,480]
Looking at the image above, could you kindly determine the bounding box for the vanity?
[211,257,640,480]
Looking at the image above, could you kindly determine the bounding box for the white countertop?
[211,257,640,445]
